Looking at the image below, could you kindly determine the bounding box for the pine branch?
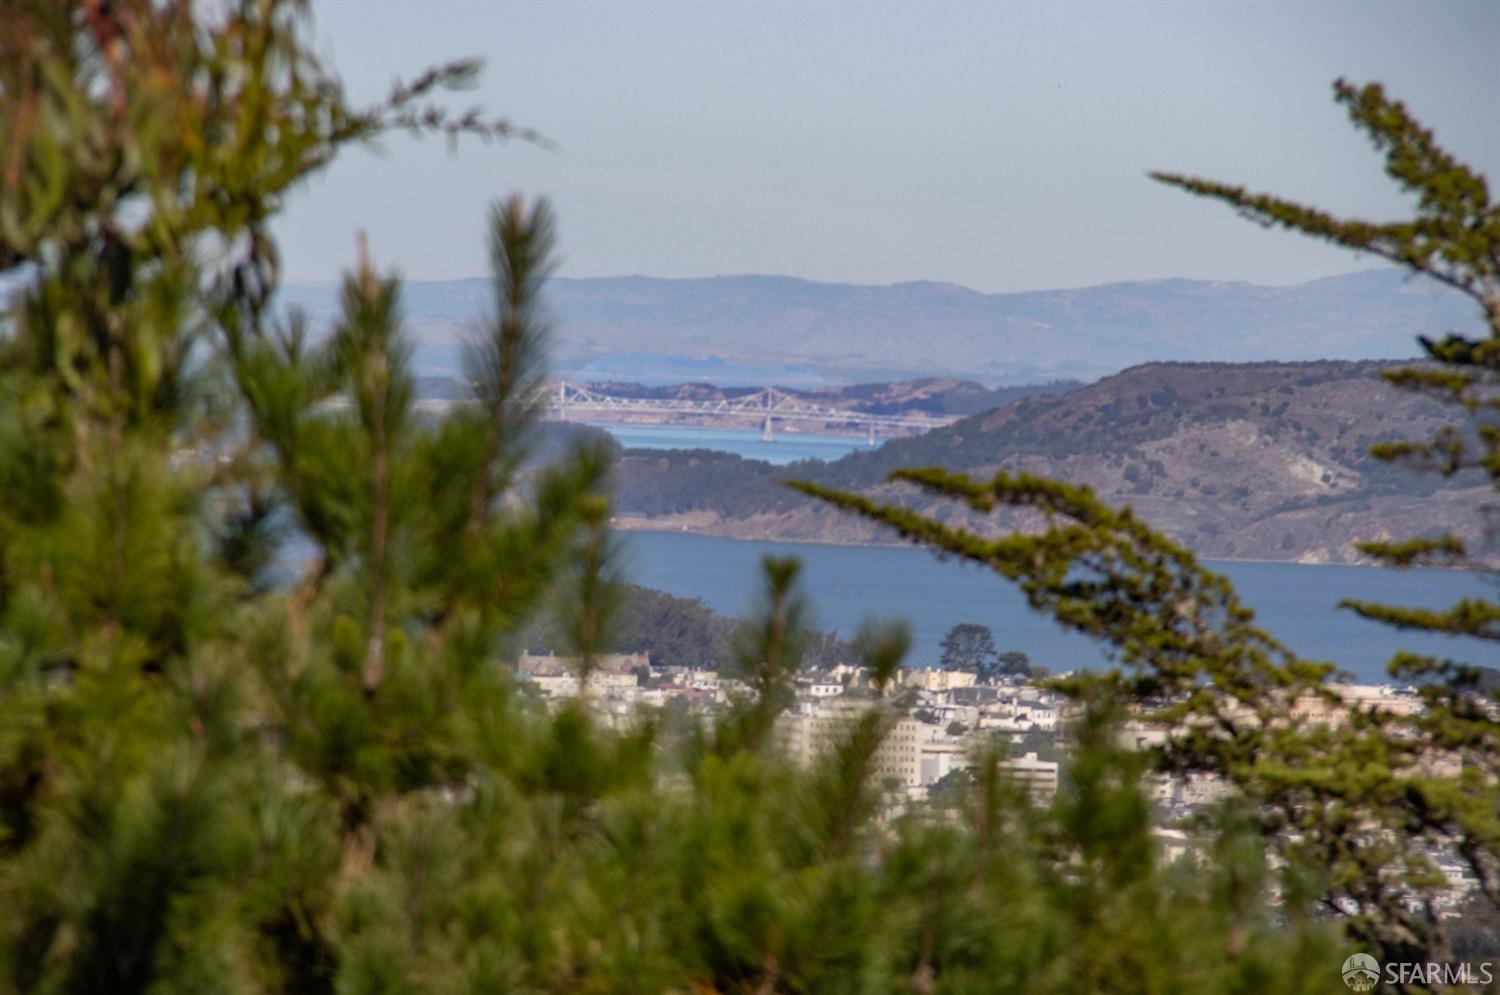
[559,495,625,700]
[715,556,811,756]
[463,196,556,536]
[354,240,394,694]
[1354,535,1469,569]
[785,473,1319,707]
[1340,597,1500,642]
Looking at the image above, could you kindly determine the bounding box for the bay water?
[622,529,1498,684]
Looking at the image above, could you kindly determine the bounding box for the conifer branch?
[464,196,556,536]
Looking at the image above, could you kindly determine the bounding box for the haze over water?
[594,422,871,464]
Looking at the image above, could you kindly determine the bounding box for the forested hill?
[611,360,1489,564]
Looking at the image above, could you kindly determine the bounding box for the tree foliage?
[0,7,1404,991]
[520,582,857,673]
[938,622,998,677]
[1157,76,1500,929]
[997,650,1032,678]
[795,80,1500,968]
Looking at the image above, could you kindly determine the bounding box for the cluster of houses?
[514,651,1069,801]
[510,649,1484,907]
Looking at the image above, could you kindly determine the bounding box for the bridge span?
[547,382,960,440]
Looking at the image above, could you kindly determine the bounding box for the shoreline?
[611,518,1431,572]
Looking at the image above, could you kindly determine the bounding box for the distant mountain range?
[607,359,1489,565]
[279,268,1480,384]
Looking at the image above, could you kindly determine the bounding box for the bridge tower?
[760,415,774,442]
[866,423,876,447]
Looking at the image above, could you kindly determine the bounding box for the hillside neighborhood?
[510,643,1486,916]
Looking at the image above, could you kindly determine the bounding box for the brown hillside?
[612,361,1490,564]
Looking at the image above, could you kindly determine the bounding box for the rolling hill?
[609,360,1491,565]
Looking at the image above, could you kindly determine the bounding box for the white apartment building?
[686,669,720,691]
[1021,706,1058,731]
[1001,752,1059,798]
[919,742,967,786]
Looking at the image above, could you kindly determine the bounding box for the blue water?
[587,421,873,465]
[622,530,1499,684]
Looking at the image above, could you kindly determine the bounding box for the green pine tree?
[0,4,1371,992]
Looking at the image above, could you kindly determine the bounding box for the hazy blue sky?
[275,1,1500,293]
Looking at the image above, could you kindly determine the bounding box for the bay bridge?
[548,382,960,441]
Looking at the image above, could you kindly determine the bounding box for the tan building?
[516,652,646,699]
[1289,683,1422,726]
[518,651,649,676]
[901,667,978,692]
[777,702,935,788]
